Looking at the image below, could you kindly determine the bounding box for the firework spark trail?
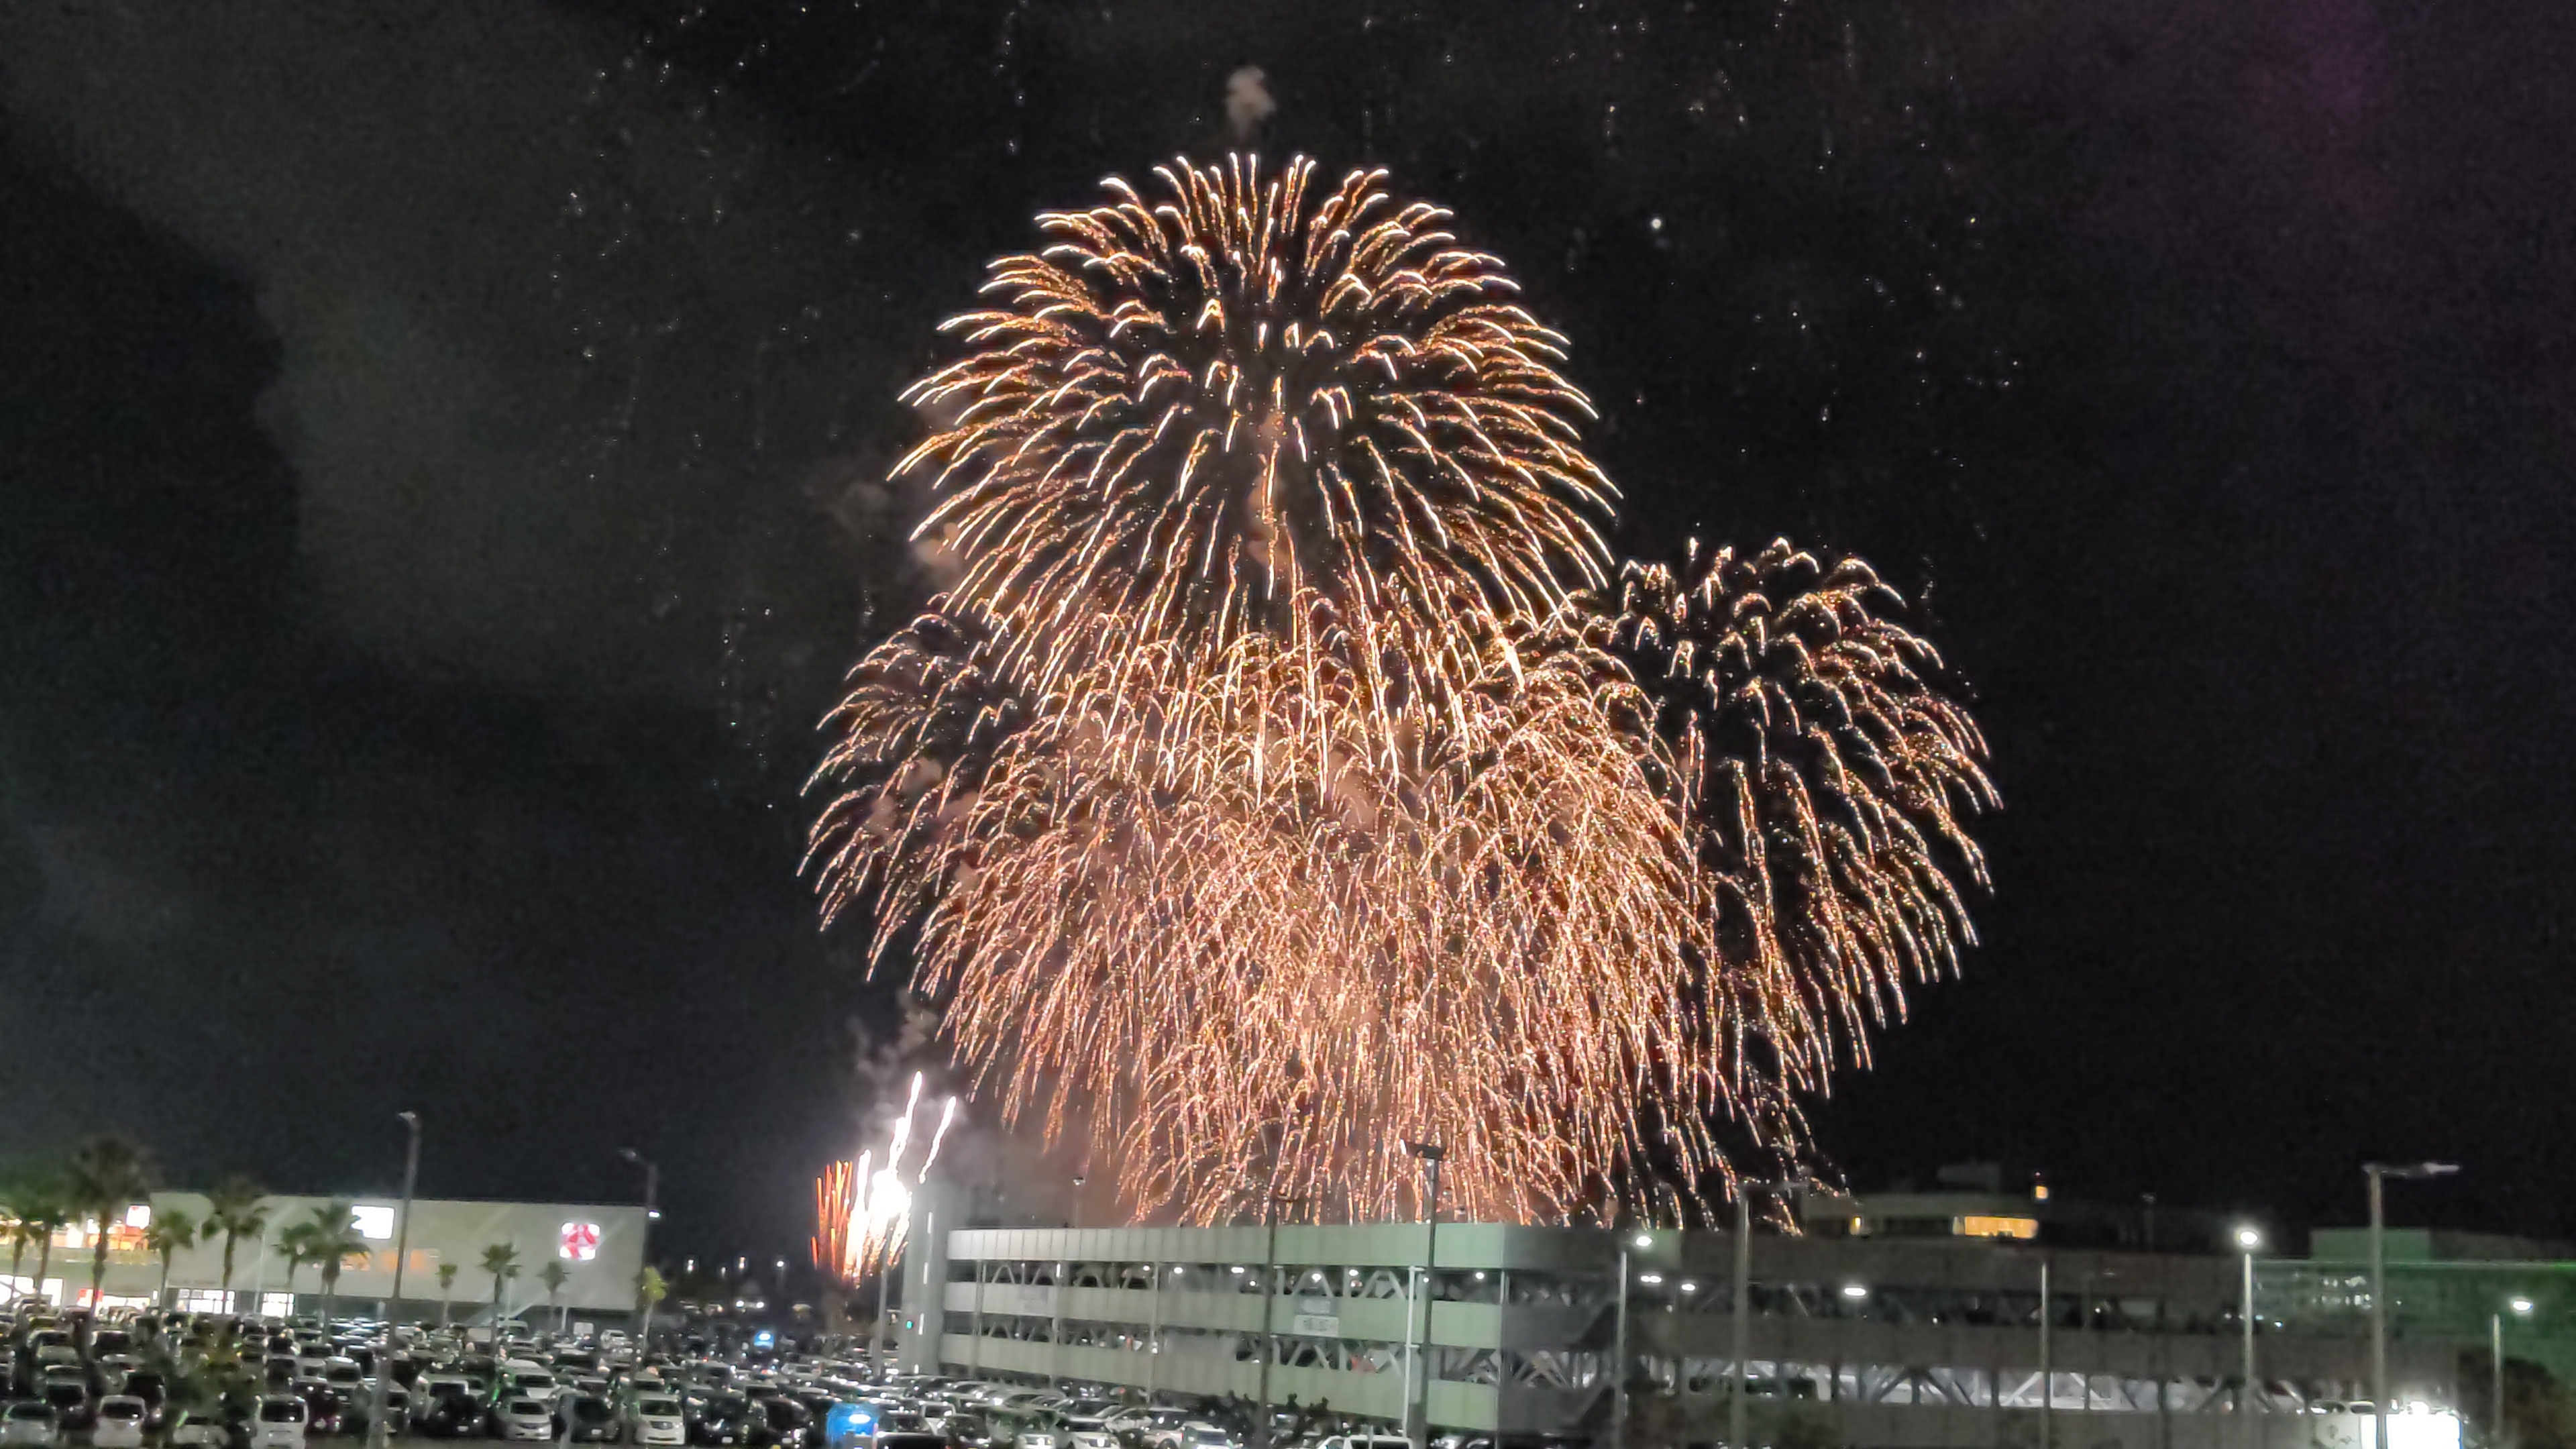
[896,154,1617,735]
[811,1073,962,1281]
[1600,538,1998,1073]
[810,155,1995,1224]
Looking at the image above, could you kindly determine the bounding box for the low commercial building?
[892,1184,2569,1448]
[1,1191,648,1323]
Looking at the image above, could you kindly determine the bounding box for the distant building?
[1,1192,647,1322]
[891,1180,2571,1448]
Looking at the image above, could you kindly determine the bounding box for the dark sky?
[2,0,2571,1267]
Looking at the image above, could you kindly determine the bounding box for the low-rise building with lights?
[891,1183,2569,1449]
[2,1192,648,1322]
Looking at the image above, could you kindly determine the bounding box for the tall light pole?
[2366,1162,2460,1449]
[619,1149,659,1344]
[2235,1226,2262,1449]
[1615,1232,1650,1449]
[2493,1296,2532,1449]
[370,1111,421,1449]
[1730,1183,1793,1449]
[1405,1144,1445,1449]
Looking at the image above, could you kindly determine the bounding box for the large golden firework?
[898,154,1615,711]
[810,156,1994,1225]
[1602,538,1998,1074]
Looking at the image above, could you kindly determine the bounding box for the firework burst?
[810,156,1996,1224]
[1601,538,1997,1074]
[812,1073,960,1283]
[898,154,1615,712]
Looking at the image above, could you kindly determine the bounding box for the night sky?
[3,0,2571,1268]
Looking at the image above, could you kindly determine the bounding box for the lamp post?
[369,1111,422,1449]
[620,1150,659,1344]
[2235,1227,2262,1449]
[1615,1232,1651,1449]
[2366,1162,2460,1449]
[2493,1296,2533,1449]
[1730,1183,1795,1449]
[1405,1144,1445,1449]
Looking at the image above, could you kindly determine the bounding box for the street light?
[621,1149,660,1346]
[2493,1295,2534,1449]
[2235,1226,2263,1449]
[369,1112,422,1449]
[1405,1144,1445,1449]
[2365,1163,2460,1449]
[1731,1182,1797,1449]
[1613,1232,1654,1449]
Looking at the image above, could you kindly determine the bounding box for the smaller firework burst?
[812,1073,961,1285]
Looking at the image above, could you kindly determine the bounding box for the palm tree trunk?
[492,1279,504,1340]
[321,1272,335,1332]
[158,1252,174,1309]
[221,1233,238,1303]
[34,1236,54,1305]
[9,1234,25,1296]
[439,1297,451,1330]
[91,1236,110,1309]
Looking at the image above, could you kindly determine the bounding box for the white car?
[0,1403,59,1449]
[507,1371,563,1404]
[91,1397,148,1449]
[250,1395,309,1449]
[1315,1438,1409,1449]
[1016,1434,1059,1449]
[627,1395,686,1446]
[167,1418,227,1449]
[1066,1434,1121,1449]
[494,1398,555,1442]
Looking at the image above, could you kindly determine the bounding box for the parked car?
[166,1412,228,1449]
[559,1393,623,1443]
[38,1380,89,1433]
[626,1395,686,1446]
[121,1369,169,1429]
[0,1402,61,1449]
[690,1394,755,1448]
[492,1397,555,1442]
[250,1395,309,1449]
[413,1389,488,1440]
[91,1395,148,1449]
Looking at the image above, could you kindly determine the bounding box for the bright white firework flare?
[814,1073,961,1284]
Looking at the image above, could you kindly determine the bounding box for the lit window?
[123,1205,153,1230]
[559,1222,602,1261]
[351,1206,396,1242]
[1955,1216,2040,1240]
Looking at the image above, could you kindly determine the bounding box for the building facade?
[0,1192,649,1320]
[892,1186,2568,1448]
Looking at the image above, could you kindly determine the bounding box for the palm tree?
[635,1267,667,1349]
[4,1213,36,1301]
[538,1260,570,1334]
[435,1263,460,1329]
[480,1242,520,1338]
[146,1209,197,1309]
[272,1220,317,1304]
[66,1135,154,1309]
[22,1184,70,1307]
[300,1200,363,1330]
[203,1177,268,1310]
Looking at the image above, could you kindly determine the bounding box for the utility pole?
[1729,1183,1792,1449]
[2235,1227,2262,1449]
[1614,1233,1646,1449]
[2038,1259,2052,1449]
[2365,1162,2459,1449]
[369,1112,421,1449]
[620,1150,660,1346]
[1406,1144,1445,1449]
